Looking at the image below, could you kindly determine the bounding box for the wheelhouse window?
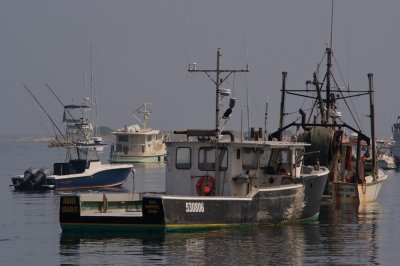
[116,144,122,152]
[198,147,228,171]
[260,148,272,168]
[266,148,292,175]
[242,148,258,169]
[176,147,191,169]
[278,150,290,163]
[118,135,129,142]
[130,135,145,144]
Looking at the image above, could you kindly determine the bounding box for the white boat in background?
[109,103,167,163]
[11,87,133,191]
[378,154,396,170]
[376,138,396,170]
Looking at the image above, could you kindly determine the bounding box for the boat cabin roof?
[166,139,310,149]
[111,124,160,135]
[167,130,310,149]
[64,104,91,109]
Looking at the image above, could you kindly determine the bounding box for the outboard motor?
[13,167,54,191]
[35,168,50,185]
[23,167,38,182]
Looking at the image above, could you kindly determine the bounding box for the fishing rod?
[23,84,65,140]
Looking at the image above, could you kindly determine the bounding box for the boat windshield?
[198,147,228,171]
[260,148,293,175]
[67,147,99,162]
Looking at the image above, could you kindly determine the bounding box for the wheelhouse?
[165,132,311,197]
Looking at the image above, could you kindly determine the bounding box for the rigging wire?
[332,55,364,132]
[285,105,317,117]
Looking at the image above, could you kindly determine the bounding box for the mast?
[368,73,377,180]
[325,0,334,124]
[142,103,150,129]
[132,103,152,129]
[264,95,269,141]
[90,44,100,137]
[325,47,332,124]
[216,49,221,132]
[311,72,325,124]
[188,48,249,138]
[279,72,287,140]
[188,48,249,188]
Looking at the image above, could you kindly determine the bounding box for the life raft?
[196,176,215,196]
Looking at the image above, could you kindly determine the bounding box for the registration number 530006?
[185,202,204,213]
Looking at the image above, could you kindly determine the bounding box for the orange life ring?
[196,176,215,196]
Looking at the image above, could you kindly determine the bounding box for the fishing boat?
[11,91,133,191]
[59,49,329,233]
[109,103,167,163]
[268,44,387,204]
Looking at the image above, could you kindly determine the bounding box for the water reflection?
[317,202,381,265]
[59,225,316,266]
[127,162,166,193]
[60,233,167,265]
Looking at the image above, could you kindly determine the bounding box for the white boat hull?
[109,154,166,163]
[331,169,387,204]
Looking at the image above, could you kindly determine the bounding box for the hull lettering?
[185,202,205,213]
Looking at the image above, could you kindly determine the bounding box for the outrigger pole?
[23,84,65,140]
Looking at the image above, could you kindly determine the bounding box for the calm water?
[1,135,399,265]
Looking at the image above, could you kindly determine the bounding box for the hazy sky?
[1,0,399,138]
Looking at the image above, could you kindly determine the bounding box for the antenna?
[246,69,250,134]
[245,2,250,133]
[330,0,334,50]
[264,95,269,141]
[89,44,100,137]
[186,0,192,69]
